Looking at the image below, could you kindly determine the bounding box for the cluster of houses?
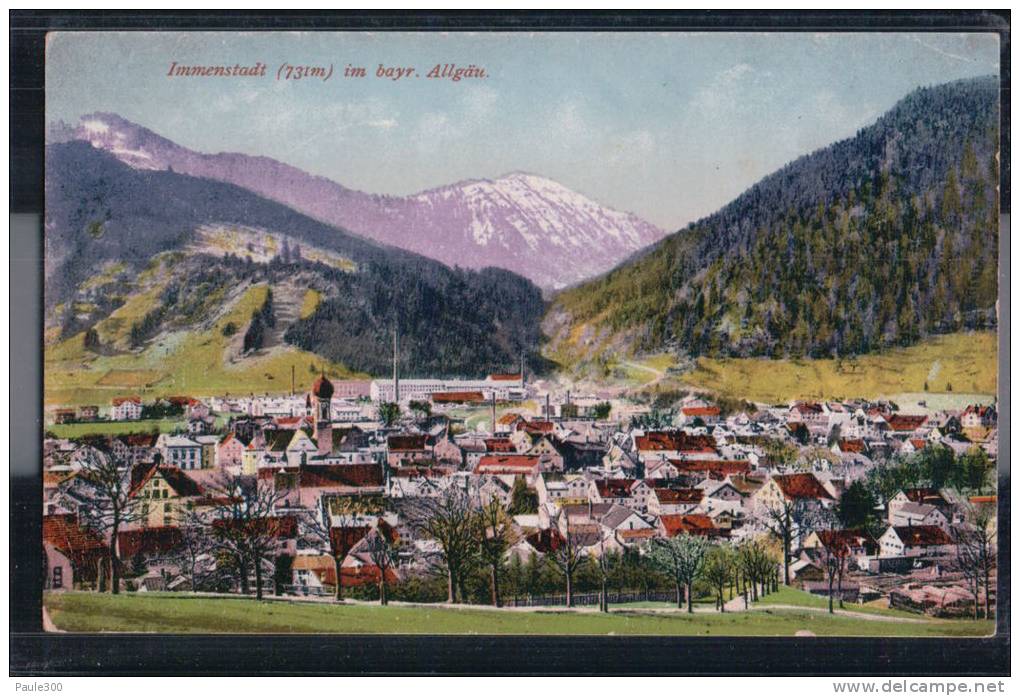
[42,374,997,613]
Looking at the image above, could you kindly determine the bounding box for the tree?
[591,401,612,420]
[305,494,381,601]
[958,503,996,619]
[549,521,588,608]
[759,499,797,586]
[817,534,851,613]
[703,545,735,612]
[83,327,100,351]
[648,533,709,612]
[409,400,432,425]
[378,402,401,427]
[174,507,215,591]
[221,321,238,337]
[918,444,955,489]
[67,449,142,594]
[507,476,538,515]
[206,474,289,600]
[408,487,477,603]
[958,446,993,493]
[836,480,878,531]
[738,537,778,603]
[363,519,400,606]
[475,495,512,607]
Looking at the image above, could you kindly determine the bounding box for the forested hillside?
[546,76,999,364]
[46,142,546,378]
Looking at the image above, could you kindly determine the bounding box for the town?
[42,359,998,626]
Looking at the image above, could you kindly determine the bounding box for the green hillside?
[546,77,999,368]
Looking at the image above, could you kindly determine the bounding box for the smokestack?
[546,393,551,419]
[392,326,400,403]
[491,391,497,435]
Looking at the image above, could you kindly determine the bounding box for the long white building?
[370,373,525,403]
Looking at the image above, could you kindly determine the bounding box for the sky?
[46,32,999,230]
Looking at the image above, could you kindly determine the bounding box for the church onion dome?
[312,374,334,400]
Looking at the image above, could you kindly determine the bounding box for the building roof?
[112,396,142,406]
[117,526,185,559]
[432,391,486,404]
[489,373,522,382]
[594,479,639,498]
[890,525,954,547]
[265,463,385,489]
[653,487,704,505]
[900,488,948,506]
[814,528,877,552]
[837,438,867,453]
[635,431,717,454]
[772,473,834,501]
[884,414,928,431]
[43,514,108,563]
[387,434,427,451]
[682,406,721,417]
[659,513,720,537]
[474,455,541,475]
[484,438,516,453]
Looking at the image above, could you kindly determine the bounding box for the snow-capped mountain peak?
[66,113,666,289]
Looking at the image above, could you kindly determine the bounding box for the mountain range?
[546,75,1000,369]
[46,75,1000,391]
[45,141,545,378]
[61,113,666,290]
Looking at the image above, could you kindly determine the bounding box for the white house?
[111,396,143,421]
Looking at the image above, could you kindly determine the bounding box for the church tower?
[311,372,334,455]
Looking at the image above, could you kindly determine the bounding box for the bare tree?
[817,534,850,613]
[206,473,288,600]
[363,519,400,606]
[760,499,797,586]
[958,503,996,619]
[548,521,587,608]
[648,533,710,612]
[407,486,477,603]
[174,506,215,591]
[475,496,512,607]
[304,494,380,601]
[65,449,143,594]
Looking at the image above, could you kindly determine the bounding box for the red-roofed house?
[589,478,654,510]
[658,513,724,538]
[473,455,542,482]
[754,473,836,512]
[386,434,430,467]
[879,525,955,558]
[43,513,110,590]
[111,396,143,421]
[679,405,721,425]
[648,487,704,516]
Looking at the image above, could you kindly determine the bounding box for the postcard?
[41,30,999,638]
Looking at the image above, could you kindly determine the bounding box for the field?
[622,332,996,404]
[46,418,187,439]
[45,283,364,407]
[43,591,993,637]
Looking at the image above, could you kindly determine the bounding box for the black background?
[10,10,1011,675]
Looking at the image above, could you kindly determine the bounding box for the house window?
[53,566,63,589]
[164,503,173,513]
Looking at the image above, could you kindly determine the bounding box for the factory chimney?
[392,326,400,403]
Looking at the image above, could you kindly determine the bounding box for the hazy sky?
[47,32,998,230]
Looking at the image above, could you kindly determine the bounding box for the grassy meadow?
[44,591,993,637]
[45,283,362,407]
